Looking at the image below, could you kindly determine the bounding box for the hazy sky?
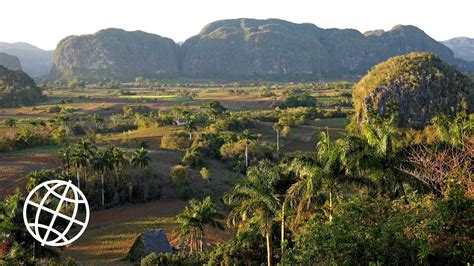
[2,0,473,50]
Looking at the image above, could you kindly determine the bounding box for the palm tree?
[431,113,472,146]
[90,114,104,131]
[361,116,402,197]
[284,159,323,225]
[58,146,72,175]
[109,146,127,187]
[273,122,284,153]
[177,196,224,253]
[238,129,258,169]
[130,147,151,201]
[224,161,281,266]
[317,132,374,222]
[93,150,113,207]
[71,150,87,189]
[130,147,151,169]
[73,139,97,187]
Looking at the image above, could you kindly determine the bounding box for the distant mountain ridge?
[0,52,21,70]
[49,19,474,81]
[181,20,468,79]
[50,28,179,81]
[0,42,53,77]
[442,37,474,62]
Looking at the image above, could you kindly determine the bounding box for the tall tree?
[58,146,72,175]
[184,120,197,140]
[130,147,151,201]
[109,146,127,186]
[224,161,282,266]
[317,132,374,222]
[89,114,104,131]
[93,150,113,207]
[273,122,284,153]
[238,129,258,169]
[177,196,224,253]
[73,139,97,187]
[130,147,151,169]
[361,116,402,197]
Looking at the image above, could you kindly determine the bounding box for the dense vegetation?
[353,52,473,128]
[0,66,44,107]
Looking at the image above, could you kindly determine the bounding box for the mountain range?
[0,42,53,77]
[0,52,21,70]
[1,19,473,81]
[442,37,474,62]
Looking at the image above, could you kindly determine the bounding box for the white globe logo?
[23,180,90,247]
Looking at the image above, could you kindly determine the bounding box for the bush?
[161,131,191,150]
[181,147,203,167]
[190,132,230,159]
[47,105,62,113]
[141,252,206,266]
[170,165,191,200]
[220,140,276,170]
[280,92,317,109]
[170,165,188,185]
[200,167,211,182]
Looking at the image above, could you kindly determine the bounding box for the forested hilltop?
[0,66,44,107]
[50,19,474,82]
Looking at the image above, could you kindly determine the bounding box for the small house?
[175,118,188,126]
[127,229,173,261]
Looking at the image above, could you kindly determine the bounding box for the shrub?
[47,105,62,113]
[161,131,191,150]
[141,252,206,266]
[280,92,317,109]
[181,147,203,167]
[170,165,188,185]
[200,167,211,182]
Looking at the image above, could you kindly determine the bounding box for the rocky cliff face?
[0,66,44,107]
[0,52,22,70]
[49,20,474,81]
[0,42,53,77]
[443,37,474,62]
[50,28,179,81]
[181,19,460,80]
[353,52,473,128]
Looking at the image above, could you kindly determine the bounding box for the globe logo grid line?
[23,180,90,247]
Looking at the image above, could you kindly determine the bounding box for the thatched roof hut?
[127,229,173,261]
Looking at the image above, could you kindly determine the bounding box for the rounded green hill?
[0,66,44,107]
[353,52,473,128]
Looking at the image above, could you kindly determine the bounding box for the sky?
[2,0,473,50]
